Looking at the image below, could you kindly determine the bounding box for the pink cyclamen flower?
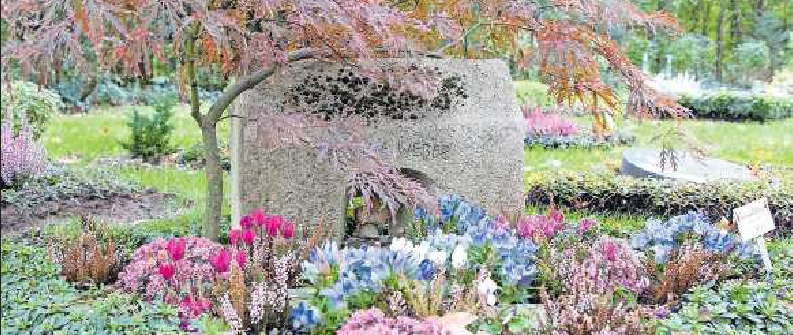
[158,263,176,281]
[211,249,232,273]
[180,294,212,318]
[166,238,186,261]
[236,251,247,268]
[603,241,618,261]
[265,215,283,237]
[252,208,266,227]
[549,208,564,224]
[228,229,243,245]
[578,218,597,234]
[240,215,255,230]
[281,222,295,239]
[242,229,256,245]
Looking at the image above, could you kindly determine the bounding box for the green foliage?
[657,279,793,335]
[0,240,184,334]
[514,81,553,107]
[677,91,793,121]
[0,81,63,138]
[524,170,793,234]
[121,95,177,160]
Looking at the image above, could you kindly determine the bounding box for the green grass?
[42,104,230,162]
[524,117,793,174]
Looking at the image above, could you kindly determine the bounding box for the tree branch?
[206,48,315,124]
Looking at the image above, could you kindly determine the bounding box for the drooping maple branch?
[205,48,315,123]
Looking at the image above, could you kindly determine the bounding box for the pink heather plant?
[338,308,446,335]
[1,120,47,186]
[117,237,223,301]
[559,237,649,296]
[523,106,579,137]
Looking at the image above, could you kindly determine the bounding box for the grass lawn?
[42,104,231,162]
[524,117,793,173]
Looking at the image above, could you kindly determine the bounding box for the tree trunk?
[702,0,711,36]
[201,121,223,241]
[729,0,741,48]
[715,0,726,82]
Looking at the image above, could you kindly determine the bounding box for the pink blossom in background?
[523,106,579,137]
[578,218,597,234]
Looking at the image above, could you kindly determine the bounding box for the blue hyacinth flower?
[291,302,322,330]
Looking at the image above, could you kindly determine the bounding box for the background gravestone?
[621,148,757,183]
[232,58,524,238]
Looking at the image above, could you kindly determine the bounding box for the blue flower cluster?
[291,301,322,330]
[420,194,540,286]
[630,211,757,263]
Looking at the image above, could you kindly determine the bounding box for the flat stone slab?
[621,148,756,183]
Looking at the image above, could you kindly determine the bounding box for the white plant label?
[733,197,775,271]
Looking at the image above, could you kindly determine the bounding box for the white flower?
[451,244,468,269]
[412,241,431,261]
[429,249,447,266]
[390,237,413,253]
[477,277,499,306]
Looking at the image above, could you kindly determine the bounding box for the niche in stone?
[343,168,436,246]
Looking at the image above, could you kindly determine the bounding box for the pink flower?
[240,215,254,230]
[281,222,295,239]
[228,229,243,245]
[166,238,186,261]
[211,249,231,273]
[578,218,597,234]
[236,251,247,268]
[494,215,510,230]
[265,215,283,237]
[603,241,618,261]
[252,208,266,227]
[242,229,256,245]
[549,208,564,224]
[158,263,176,281]
[180,294,212,318]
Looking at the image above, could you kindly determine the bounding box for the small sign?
[733,197,775,272]
[734,197,775,242]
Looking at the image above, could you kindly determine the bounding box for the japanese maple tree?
[1,0,684,240]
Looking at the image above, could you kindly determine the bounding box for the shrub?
[121,95,177,161]
[677,91,793,121]
[0,81,63,138]
[1,240,182,334]
[1,121,48,188]
[525,171,793,234]
[337,308,447,335]
[48,216,124,286]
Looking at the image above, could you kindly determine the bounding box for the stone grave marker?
[230,58,524,240]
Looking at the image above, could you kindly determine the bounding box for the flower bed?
[523,106,635,149]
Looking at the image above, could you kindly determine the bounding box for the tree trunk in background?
[202,122,223,241]
[701,0,711,36]
[693,0,703,30]
[729,0,741,48]
[715,0,726,82]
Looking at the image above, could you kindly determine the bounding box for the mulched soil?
[1,189,188,234]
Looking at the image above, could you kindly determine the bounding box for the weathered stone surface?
[233,58,524,237]
[621,148,756,183]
